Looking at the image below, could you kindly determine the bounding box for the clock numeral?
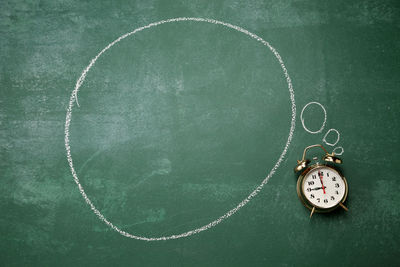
[335,183,340,188]
[317,198,320,203]
[320,171,324,176]
[308,181,315,186]
[312,175,317,179]
[331,196,335,201]
[310,194,315,199]
[324,199,328,203]
[327,172,329,177]
[332,177,336,181]
[307,188,312,192]
[335,190,339,195]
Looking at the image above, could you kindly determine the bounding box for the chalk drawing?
[322,128,340,146]
[301,103,345,155]
[300,101,327,134]
[333,146,344,156]
[65,17,296,241]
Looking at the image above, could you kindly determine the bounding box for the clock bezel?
[296,164,348,213]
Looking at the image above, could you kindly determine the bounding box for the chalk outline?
[300,101,327,134]
[333,146,344,156]
[322,128,340,146]
[64,17,296,241]
[300,103,345,155]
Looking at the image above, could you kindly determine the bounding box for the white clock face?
[302,166,346,209]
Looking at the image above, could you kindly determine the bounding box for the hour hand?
[311,186,326,191]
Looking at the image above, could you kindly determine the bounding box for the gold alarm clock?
[294,144,349,218]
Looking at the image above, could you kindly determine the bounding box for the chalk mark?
[322,128,340,147]
[333,146,344,156]
[65,17,296,241]
[300,101,327,134]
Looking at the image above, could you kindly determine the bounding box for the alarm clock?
[294,144,349,218]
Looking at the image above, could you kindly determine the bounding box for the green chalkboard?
[1,0,400,266]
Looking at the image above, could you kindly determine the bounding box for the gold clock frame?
[297,164,348,215]
[294,144,349,218]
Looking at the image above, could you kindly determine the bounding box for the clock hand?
[318,171,326,194]
[311,186,326,191]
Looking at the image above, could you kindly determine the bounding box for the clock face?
[302,166,346,209]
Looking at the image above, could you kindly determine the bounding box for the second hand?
[318,171,326,194]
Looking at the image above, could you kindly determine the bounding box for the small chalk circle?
[323,128,340,147]
[300,101,327,134]
[332,146,344,156]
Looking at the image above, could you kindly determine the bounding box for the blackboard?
[1,0,400,266]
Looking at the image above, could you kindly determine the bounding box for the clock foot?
[339,202,349,211]
[310,206,316,218]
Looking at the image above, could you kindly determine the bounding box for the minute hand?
[318,171,327,194]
